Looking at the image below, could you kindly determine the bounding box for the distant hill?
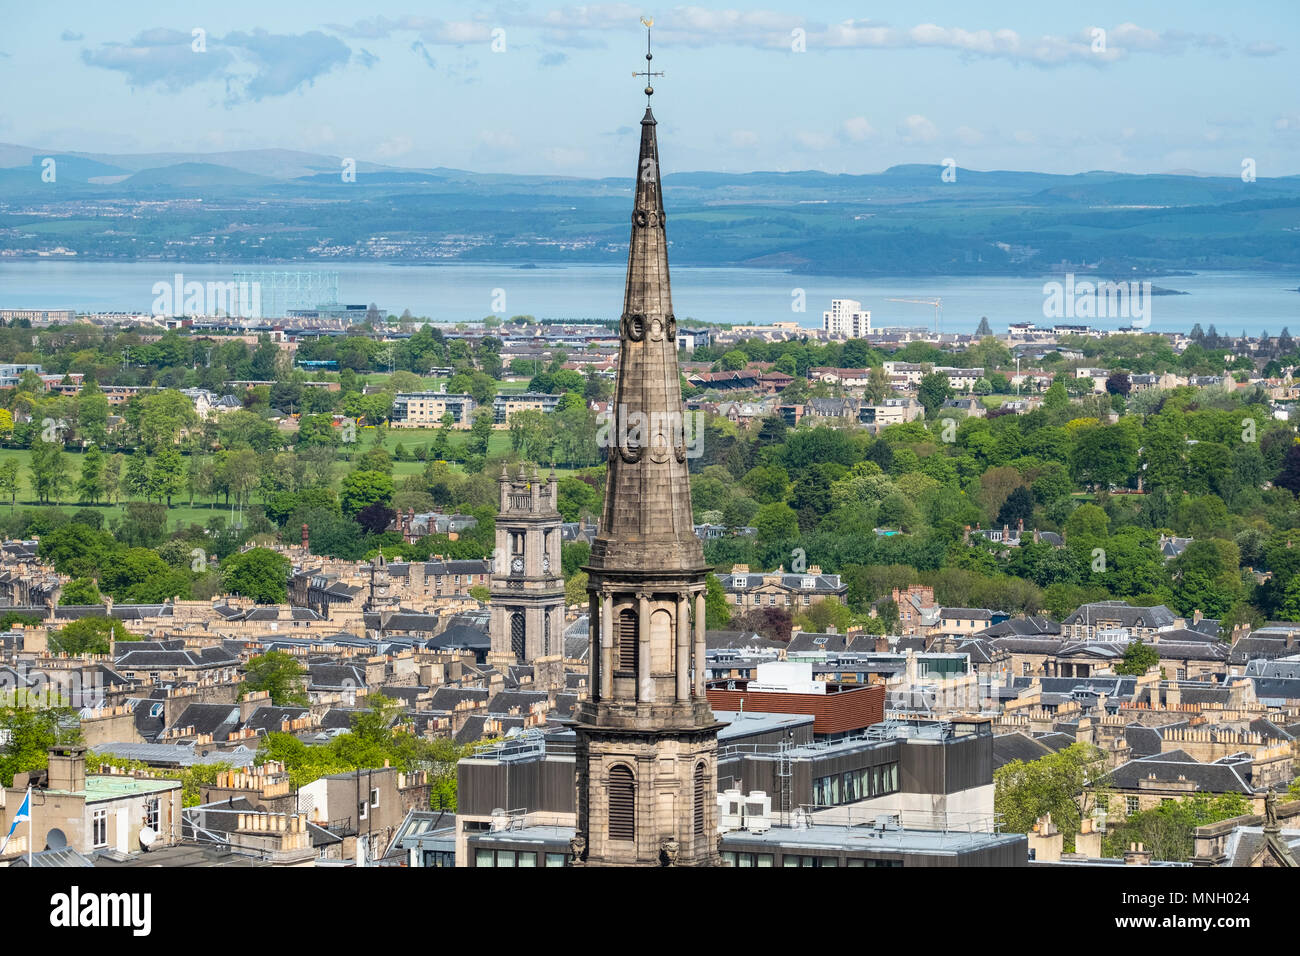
[121,162,278,188]
[1,141,1298,275]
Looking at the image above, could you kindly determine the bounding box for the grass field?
[0,426,579,533]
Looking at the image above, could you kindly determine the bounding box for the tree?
[917,372,953,417]
[564,571,588,607]
[1071,425,1138,489]
[1105,372,1131,396]
[996,486,1035,529]
[1043,380,1069,409]
[1116,640,1160,676]
[243,651,309,706]
[77,378,110,447]
[222,547,291,604]
[1276,443,1300,496]
[340,470,395,517]
[355,502,396,535]
[1103,793,1249,862]
[467,408,494,458]
[138,389,199,453]
[59,577,102,606]
[719,350,748,371]
[0,459,18,511]
[705,572,731,629]
[124,450,151,500]
[29,439,69,505]
[994,742,1109,850]
[0,706,82,786]
[754,502,799,542]
[49,617,132,655]
[76,445,105,504]
[148,447,185,506]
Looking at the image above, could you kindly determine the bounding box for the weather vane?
[634,16,663,103]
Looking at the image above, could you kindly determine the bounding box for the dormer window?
[802,577,815,590]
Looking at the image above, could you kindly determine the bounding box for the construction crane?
[887,297,942,335]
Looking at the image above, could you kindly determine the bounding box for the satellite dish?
[138,827,157,850]
[45,828,67,850]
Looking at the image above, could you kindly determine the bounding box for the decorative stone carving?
[660,838,679,866]
[569,834,587,864]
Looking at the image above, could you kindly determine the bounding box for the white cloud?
[841,117,877,142]
[955,125,985,146]
[375,135,415,160]
[794,130,835,151]
[897,114,938,145]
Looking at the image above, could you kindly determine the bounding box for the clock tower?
[488,465,566,685]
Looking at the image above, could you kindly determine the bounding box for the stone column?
[693,590,706,697]
[638,592,652,702]
[676,594,690,701]
[600,592,613,700]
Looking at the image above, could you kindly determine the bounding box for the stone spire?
[571,51,720,867]
[588,106,704,575]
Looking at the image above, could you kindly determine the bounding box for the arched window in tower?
[543,611,551,657]
[510,611,525,660]
[694,762,707,835]
[617,608,638,673]
[608,764,635,842]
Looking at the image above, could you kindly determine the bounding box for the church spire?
[588,40,703,576]
[571,28,721,868]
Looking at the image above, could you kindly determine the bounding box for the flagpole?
[27,786,33,866]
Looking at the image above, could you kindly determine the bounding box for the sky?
[0,1,1297,178]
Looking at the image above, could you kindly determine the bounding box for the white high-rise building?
[822,298,872,338]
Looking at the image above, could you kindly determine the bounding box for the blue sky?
[0,1,1297,177]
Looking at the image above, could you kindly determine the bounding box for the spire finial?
[634,17,663,105]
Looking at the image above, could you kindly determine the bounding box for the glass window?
[92,809,108,848]
[722,852,737,866]
[737,853,754,867]
[145,798,160,831]
[496,850,516,867]
[819,857,838,867]
[545,853,566,868]
[1126,796,1139,815]
[518,851,537,867]
[756,854,773,867]
[475,848,493,867]
[782,856,801,867]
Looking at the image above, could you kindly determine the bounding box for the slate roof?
[980,616,1061,638]
[429,686,490,710]
[1061,602,1176,629]
[992,732,1052,769]
[1111,752,1257,795]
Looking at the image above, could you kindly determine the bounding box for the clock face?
[511,557,524,573]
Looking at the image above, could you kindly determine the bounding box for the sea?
[1,260,1298,336]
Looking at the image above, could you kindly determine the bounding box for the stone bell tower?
[571,40,720,867]
[488,465,565,688]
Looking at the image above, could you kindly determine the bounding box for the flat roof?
[470,823,1023,857]
[723,824,1025,856]
[715,710,815,741]
[60,775,183,802]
